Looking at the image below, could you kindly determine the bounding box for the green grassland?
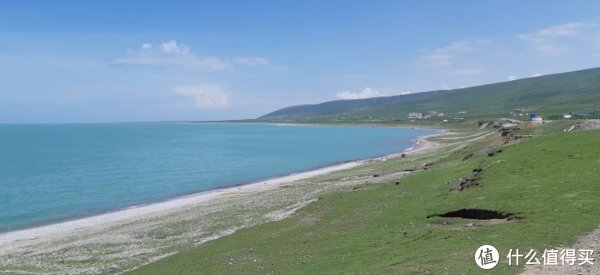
[130,123,600,274]
[128,67,600,274]
[259,67,600,122]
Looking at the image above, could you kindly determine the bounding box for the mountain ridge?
[259,67,600,121]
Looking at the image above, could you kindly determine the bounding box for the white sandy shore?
[0,161,363,247]
[0,133,440,248]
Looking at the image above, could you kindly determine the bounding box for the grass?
[130,124,600,274]
[260,67,600,122]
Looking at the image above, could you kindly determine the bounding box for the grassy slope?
[260,68,600,121]
[131,125,600,274]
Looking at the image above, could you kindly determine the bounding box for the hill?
[259,67,600,122]
[130,123,600,274]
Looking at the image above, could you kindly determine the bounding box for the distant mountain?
[259,67,600,121]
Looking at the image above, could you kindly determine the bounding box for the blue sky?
[1,1,600,122]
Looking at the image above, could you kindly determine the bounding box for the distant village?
[331,108,598,123]
[408,111,445,119]
[407,110,463,122]
[509,108,599,121]
[407,108,599,122]
[407,110,546,123]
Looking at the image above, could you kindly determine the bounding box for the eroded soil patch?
[428,208,516,220]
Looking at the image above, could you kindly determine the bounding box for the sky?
[1,1,600,123]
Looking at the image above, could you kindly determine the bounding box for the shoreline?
[0,132,443,247]
[0,161,362,246]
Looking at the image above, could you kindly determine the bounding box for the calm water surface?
[0,123,436,232]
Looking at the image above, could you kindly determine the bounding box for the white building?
[408,112,423,119]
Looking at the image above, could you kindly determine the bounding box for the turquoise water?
[0,123,435,232]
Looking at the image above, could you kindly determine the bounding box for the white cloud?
[530,73,543,78]
[517,22,598,55]
[454,68,481,76]
[115,40,270,71]
[423,52,453,68]
[522,22,587,41]
[159,40,184,54]
[419,40,490,78]
[421,40,478,68]
[172,85,230,108]
[115,40,229,70]
[233,57,269,66]
[410,20,600,92]
[321,73,368,81]
[336,87,388,100]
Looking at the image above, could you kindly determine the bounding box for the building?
[529,113,543,123]
[408,111,444,119]
[408,112,423,119]
[531,117,543,123]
